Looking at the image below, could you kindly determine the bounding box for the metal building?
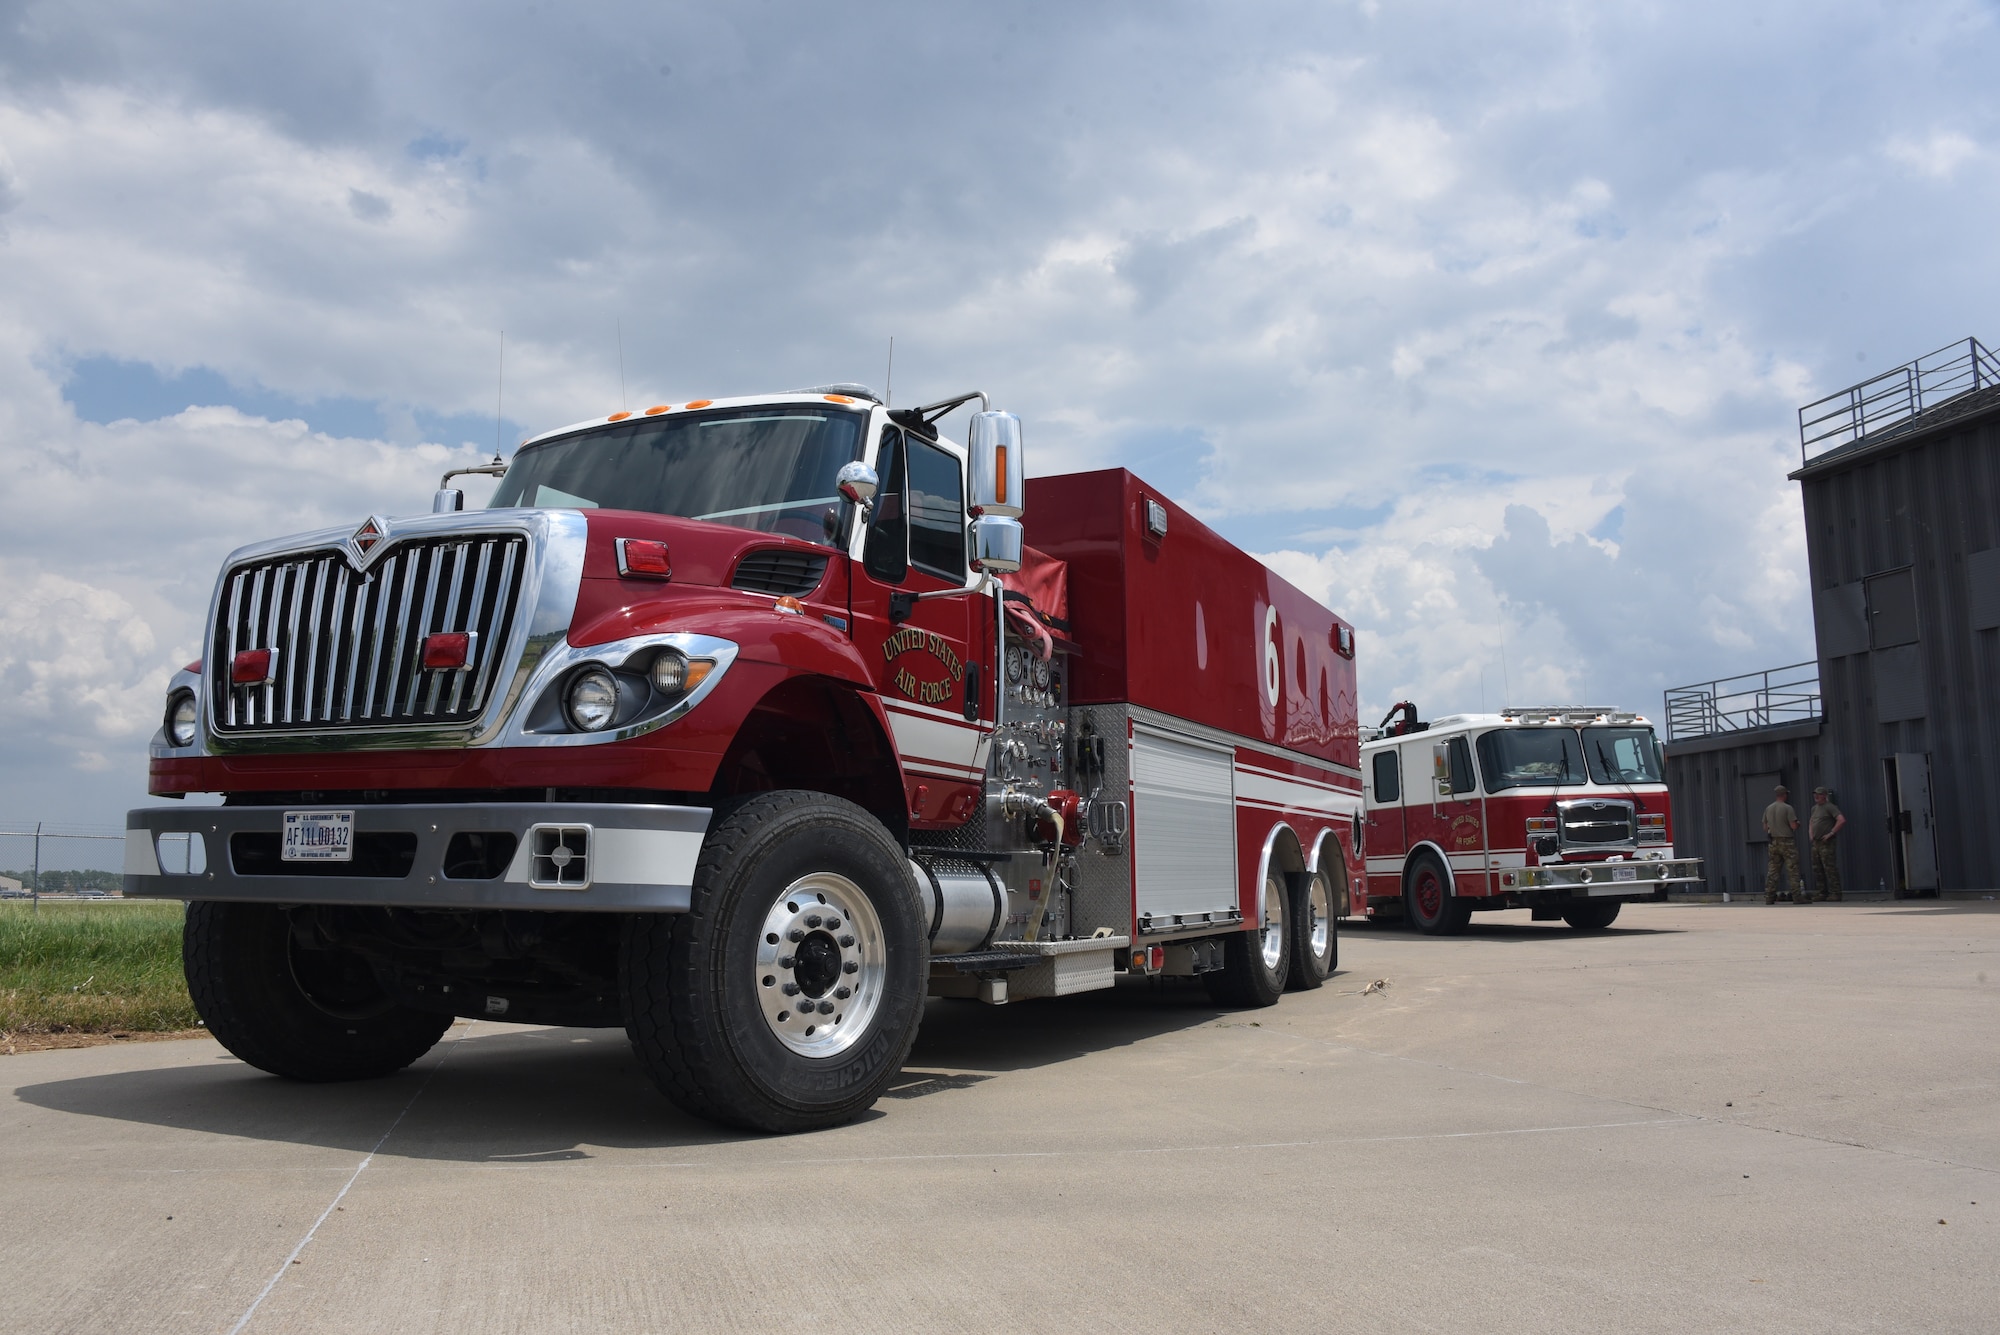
[1661,664,1826,898]
[1664,337,2000,897]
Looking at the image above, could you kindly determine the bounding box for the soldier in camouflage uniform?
[1762,784,1804,904]
[1809,786,1846,901]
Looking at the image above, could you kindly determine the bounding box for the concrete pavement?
[1,901,1995,1333]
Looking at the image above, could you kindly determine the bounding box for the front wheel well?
[709,676,907,844]
[1401,845,1454,895]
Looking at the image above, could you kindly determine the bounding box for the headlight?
[564,668,620,732]
[165,690,198,747]
[651,650,688,694]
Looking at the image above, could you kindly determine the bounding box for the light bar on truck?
[1501,707,1647,726]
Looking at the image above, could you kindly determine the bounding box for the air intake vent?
[732,550,828,597]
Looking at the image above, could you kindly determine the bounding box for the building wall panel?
[1794,391,2000,890]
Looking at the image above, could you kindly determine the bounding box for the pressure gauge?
[1032,656,1051,692]
[1006,645,1025,684]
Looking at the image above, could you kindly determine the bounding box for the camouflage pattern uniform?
[1762,795,1803,903]
[1809,792,1844,901]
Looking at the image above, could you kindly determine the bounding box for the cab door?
[1364,747,1406,902]
[1403,736,1486,894]
[1440,735,1488,895]
[849,424,993,828]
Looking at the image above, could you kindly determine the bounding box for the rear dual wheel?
[1286,870,1338,990]
[1207,875,1292,1007]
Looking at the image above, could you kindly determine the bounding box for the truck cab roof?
[520,388,892,452]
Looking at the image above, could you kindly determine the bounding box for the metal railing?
[1799,336,1999,464]
[1663,661,1821,742]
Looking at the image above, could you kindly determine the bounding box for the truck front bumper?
[123,802,712,913]
[1503,857,1703,896]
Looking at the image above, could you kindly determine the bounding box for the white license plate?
[1611,866,1638,882]
[282,810,355,863]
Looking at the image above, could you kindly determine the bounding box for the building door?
[1883,753,1939,895]
[1742,770,1784,899]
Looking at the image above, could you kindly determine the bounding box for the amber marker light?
[685,399,713,409]
[773,596,805,615]
[608,411,632,421]
[823,394,855,404]
[643,405,671,415]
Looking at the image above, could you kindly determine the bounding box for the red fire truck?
[1358,704,1702,932]
[125,386,1363,1132]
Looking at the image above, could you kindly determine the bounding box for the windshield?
[1581,727,1664,785]
[1476,728,1587,792]
[488,407,866,547]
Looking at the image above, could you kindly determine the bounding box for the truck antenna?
[495,329,506,460]
[617,318,627,411]
[884,336,894,409]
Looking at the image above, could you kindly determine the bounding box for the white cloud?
[0,0,1996,831]
[1886,130,1982,179]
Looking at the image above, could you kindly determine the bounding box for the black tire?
[1561,900,1622,930]
[1206,877,1291,1007]
[183,901,451,1082]
[1286,870,1338,991]
[619,791,928,1134]
[1404,852,1471,935]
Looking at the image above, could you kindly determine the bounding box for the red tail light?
[422,632,474,670]
[231,649,276,685]
[615,538,672,579]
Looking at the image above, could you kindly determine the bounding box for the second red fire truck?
[1359,703,1703,931]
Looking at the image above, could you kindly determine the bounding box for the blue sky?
[1,0,1997,835]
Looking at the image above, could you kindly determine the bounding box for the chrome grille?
[732,549,828,597]
[1558,799,1636,847]
[211,535,527,732]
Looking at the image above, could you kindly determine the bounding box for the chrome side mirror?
[437,458,508,512]
[836,460,879,509]
[968,411,1024,518]
[971,515,1023,573]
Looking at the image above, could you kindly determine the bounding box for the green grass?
[0,902,199,1033]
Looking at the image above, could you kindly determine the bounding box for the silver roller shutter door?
[1130,725,1238,921]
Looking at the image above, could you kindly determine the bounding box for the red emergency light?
[615,538,672,580]
[231,649,276,685]
[422,632,475,671]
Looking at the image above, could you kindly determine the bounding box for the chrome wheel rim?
[1307,873,1332,958]
[755,872,885,1058]
[1260,876,1287,971]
